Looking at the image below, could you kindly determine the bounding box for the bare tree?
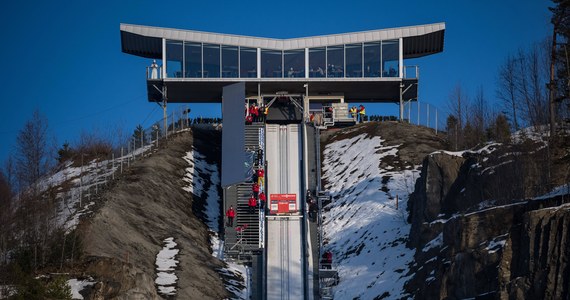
[497,55,520,131]
[447,84,469,149]
[15,109,50,191]
[0,170,12,265]
[471,86,489,144]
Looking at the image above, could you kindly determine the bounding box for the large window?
[240,47,257,78]
[345,43,362,78]
[184,42,202,78]
[327,45,344,78]
[309,48,325,78]
[222,45,238,78]
[203,44,220,78]
[382,40,399,77]
[261,49,282,78]
[364,42,381,77]
[284,49,305,78]
[166,40,183,78]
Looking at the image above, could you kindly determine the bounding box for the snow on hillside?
[322,134,419,299]
[182,147,247,299]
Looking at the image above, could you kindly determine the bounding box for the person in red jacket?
[256,168,264,185]
[248,194,257,213]
[258,192,266,209]
[252,182,260,198]
[226,206,236,227]
[245,115,253,125]
[321,250,333,269]
[251,104,259,122]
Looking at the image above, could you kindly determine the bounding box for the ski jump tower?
[120,22,445,299]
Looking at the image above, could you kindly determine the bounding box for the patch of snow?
[485,235,508,254]
[67,278,95,300]
[218,263,249,300]
[182,148,221,232]
[512,126,549,143]
[422,233,443,252]
[155,237,179,296]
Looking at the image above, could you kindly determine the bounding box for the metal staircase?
[224,122,265,258]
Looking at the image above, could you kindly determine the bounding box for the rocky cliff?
[405,133,570,299]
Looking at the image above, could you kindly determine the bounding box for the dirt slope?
[80,131,228,299]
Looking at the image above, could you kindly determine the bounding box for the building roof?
[120,23,445,59]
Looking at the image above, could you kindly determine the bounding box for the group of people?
[245,102,268,125]
[225,166,266,227]
[249,167,266,212]
[349,105,366,123]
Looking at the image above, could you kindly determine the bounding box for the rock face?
[405,138,570,300]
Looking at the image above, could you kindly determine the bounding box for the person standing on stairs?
[248,194,257,213]
[258,192,266,210]
[226,206,236,227]
[252,182,260,199]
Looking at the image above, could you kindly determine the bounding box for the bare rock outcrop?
[405,136,570,299]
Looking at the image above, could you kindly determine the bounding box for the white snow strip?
[182,148,221,232]
[155,237,179,296]
[423,233,443,252]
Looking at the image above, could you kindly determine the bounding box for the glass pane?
[261,49,282,78]
[203,44,220,78]
[345,43,362,78]
[327,45,344,78]
[364,42,381,77]
[184,42,202,78]
[309,47,325,78]
[240,47,257,78]
[284,49,305,78]
[166,40,183,78]
[222,45,238,78]
[382,40,399,77]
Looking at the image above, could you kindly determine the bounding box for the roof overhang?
[120,23,445,59]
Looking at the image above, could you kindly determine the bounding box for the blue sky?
[0,0,553,164]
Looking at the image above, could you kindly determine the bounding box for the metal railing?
[403,100,445,134]
[146,65,163,80]
[403,65,419,79]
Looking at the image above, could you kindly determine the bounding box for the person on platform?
[150,60,158,79]
[258,192,266,210]
[259,104,266,122]
[350,106,357,119]
[358,104,366,123]
[248,194,257,213]
[245,114,253,125]
[226,206,236,227]
[251,104,259,122]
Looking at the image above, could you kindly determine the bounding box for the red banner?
[269,194,297,213]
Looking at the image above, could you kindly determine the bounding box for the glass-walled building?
[120,22,445,103]
[163,40,403,79]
